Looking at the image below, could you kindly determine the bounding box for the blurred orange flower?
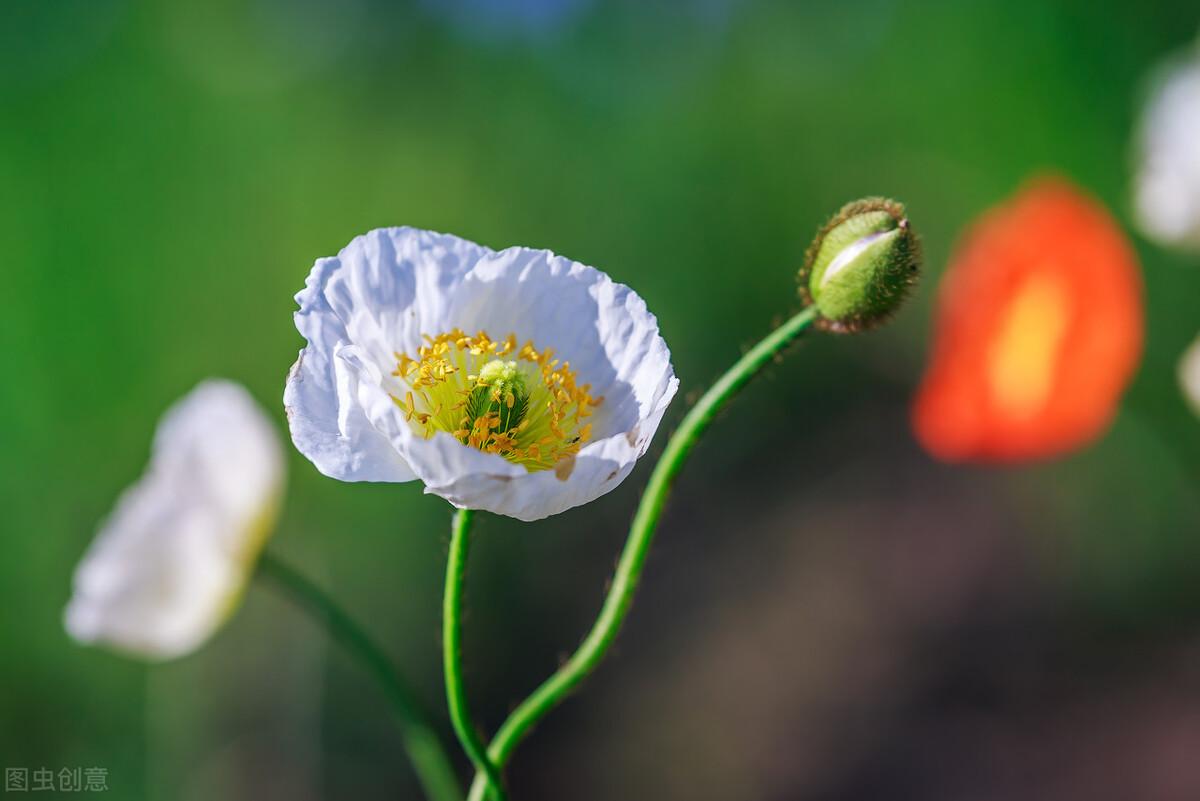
[912,178,1144,462]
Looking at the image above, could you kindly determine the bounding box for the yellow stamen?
[390,328,601,472]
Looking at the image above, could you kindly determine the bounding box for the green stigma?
[464,359,531,436]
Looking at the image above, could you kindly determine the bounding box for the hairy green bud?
[799,197,921,333]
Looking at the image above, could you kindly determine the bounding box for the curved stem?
[468,305,820,801]
[257,552,462,801]
[443,509,507,801]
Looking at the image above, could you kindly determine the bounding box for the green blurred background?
[3,0,1200,798]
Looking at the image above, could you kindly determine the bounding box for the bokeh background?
[4,0,1200,799]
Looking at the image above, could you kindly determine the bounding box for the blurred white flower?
[1134,41,1200,250]
[285,227,677,521]
[1180,334,1200,417]
[65,381,285,661]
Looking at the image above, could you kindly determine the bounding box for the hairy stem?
[467,305,820,800]
[258,552,462,801]
[443,509,506,801]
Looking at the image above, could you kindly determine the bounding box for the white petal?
[285,229,497,482]
[1180,334,1200,418]
[1134,47,1200,250]
[64,381,285,660]
[285,254,417,482]
[288,227,678,520]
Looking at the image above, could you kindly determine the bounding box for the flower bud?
[799,197,921,332]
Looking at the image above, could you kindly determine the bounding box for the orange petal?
[912,177,1143,462]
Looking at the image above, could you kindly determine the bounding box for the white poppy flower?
[1134,42,1200,250]
[65,380,285,661]
[284,227,678,522]
[1181,334,1200,418]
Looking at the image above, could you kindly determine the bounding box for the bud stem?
[462,305,820,800]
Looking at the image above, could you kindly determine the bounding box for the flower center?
[391,329,601,471]
[987,271,1072,420]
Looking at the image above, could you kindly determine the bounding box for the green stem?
[257,552,462,801]
[443,509,507,801]
[467,305,820,801]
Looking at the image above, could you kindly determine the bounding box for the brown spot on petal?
[605,470,618,481]
[287,353,305,383]
[554,456,576,481]
[625,425,640,447]
[284,354,305,421]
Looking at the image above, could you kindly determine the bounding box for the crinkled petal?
[288,227,678,520]
[285,252,418,482]
[64,380,285,660]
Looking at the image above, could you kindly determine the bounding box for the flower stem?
[257,552,463,801]
[467,305,820,801]
[444,509,507,801]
